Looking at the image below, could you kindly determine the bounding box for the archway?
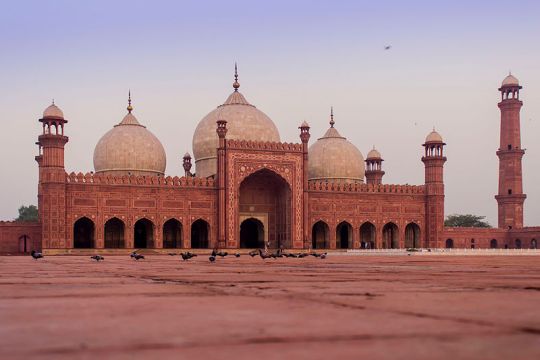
[18,235,30,253]
[239,169,291,249]
[382,223,399,249]
[515,239,521,249]
[404,223,421,248]
[240,218,264,248]
[445,239,454,248]
[336,221,352,249]
[73,217,95,248]
[490,239,498,249]
[191,219,209,248]
[134,218,154,249]
[105,217,125,248]
[531,239,537,249]
[163,219,182,248]
[312,221,329,249]
[360,222,376,249]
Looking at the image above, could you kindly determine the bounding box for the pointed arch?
[312,221,329,249]
[382,222,399,249]
[191,219,209,249]
[336,221,353,249]
[73,217,95,248]
[134,218,155,249]
[105,217,125,248]
[404,223,421,248]
[360,222,376,249]
[163,218,183,249]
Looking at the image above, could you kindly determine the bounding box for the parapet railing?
[308,181,425,194]
[226,139,304,152]
[65,172,215,188]
[343,248,540,255]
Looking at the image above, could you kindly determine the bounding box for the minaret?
[299,120,310,248]
[495,73,526,229]
[365,147,385,185]
[216,118,228,249]
[36,101,69,249]
[422,129,446,248]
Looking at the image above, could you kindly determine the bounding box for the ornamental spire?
[127,90,133,113]
[330,106,335,128]
[233,62,240,91]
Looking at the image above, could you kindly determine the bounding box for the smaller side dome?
[425,128,443,143]
[366,147,382,160]
[43,102,64,119]
[502,73,519,87]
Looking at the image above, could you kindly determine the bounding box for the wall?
[0,221,41,254]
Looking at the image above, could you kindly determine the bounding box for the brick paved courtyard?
[1,254,539,359]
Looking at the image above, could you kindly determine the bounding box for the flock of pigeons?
[30,248,328,262]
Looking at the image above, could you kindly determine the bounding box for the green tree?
[444,214,491,228]
[15,205,38,222]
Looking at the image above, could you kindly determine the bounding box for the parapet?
[308,180,425,194]
[65,172,215,188]
[226,139,303,152]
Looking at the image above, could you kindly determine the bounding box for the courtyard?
[0,253,539,359]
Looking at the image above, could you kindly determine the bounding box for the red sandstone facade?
[0,74,539,253]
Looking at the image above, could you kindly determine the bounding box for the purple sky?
[1,0,539,226]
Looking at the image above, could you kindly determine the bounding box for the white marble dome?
[93,108,166,176]
[308,120,365,183]
[192,78,280,178]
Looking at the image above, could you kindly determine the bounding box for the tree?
[15,205,38,222]
[444,214,491,228]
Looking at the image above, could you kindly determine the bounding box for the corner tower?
[495,73,526,229]
[422,129,446,248]
[36,102,69,249]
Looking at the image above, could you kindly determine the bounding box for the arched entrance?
[134,218,154,249]
[382,222,399,249]
[18,235,30,253]
[105,217,125,248]
[531,239,537,249]
[445,239,454,248]
[336,221,352,249]
[312,221,329,249]
[191,219,209,248]
[163,219,182,248]
[515,239,521,249]
[404,223,421,248]
[240,218,264,248]
[74,217,95,248]
[360,222,375,249]
[490,239,498,249]
[239,169,291,249]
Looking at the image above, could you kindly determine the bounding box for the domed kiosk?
[192,66,280,178]
[93,94,166,176]
[308,109,365,183]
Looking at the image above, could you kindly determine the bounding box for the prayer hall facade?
[1,71,539,254]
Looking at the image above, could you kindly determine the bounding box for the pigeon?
[168,253,177,256]
[209,256,216,262]
[31,250,43,260]
[258,249,272,260]
[320,253,327,259]
[211,248,218,257]
[133,254,145,260]
[216,251,228,258]
[248,250,258,257]
[180,252,197,261]
[234,253,241,258]
[297,253,309,258]
[130,251,138,259]
[90,255,104,261]
[311,252,327,258]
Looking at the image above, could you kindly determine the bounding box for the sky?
[0,0,539,226]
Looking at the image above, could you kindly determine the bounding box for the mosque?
[0,70,539,253]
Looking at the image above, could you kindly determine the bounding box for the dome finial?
[330,106,335,128]
[233,62,240,91]
[52,98,55,105]
[127,90,133,113]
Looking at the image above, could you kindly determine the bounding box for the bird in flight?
[384,45,392,50]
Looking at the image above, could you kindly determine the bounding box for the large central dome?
[192,69,280,178]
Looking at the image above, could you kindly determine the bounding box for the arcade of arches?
[239,169,291,249]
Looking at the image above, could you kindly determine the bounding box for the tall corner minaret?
[495,73,526,229]
[422,129,446,248]
[365,146,385,185]
[36,101,69,249]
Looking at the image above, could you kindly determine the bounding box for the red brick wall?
[0,221,41,254]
